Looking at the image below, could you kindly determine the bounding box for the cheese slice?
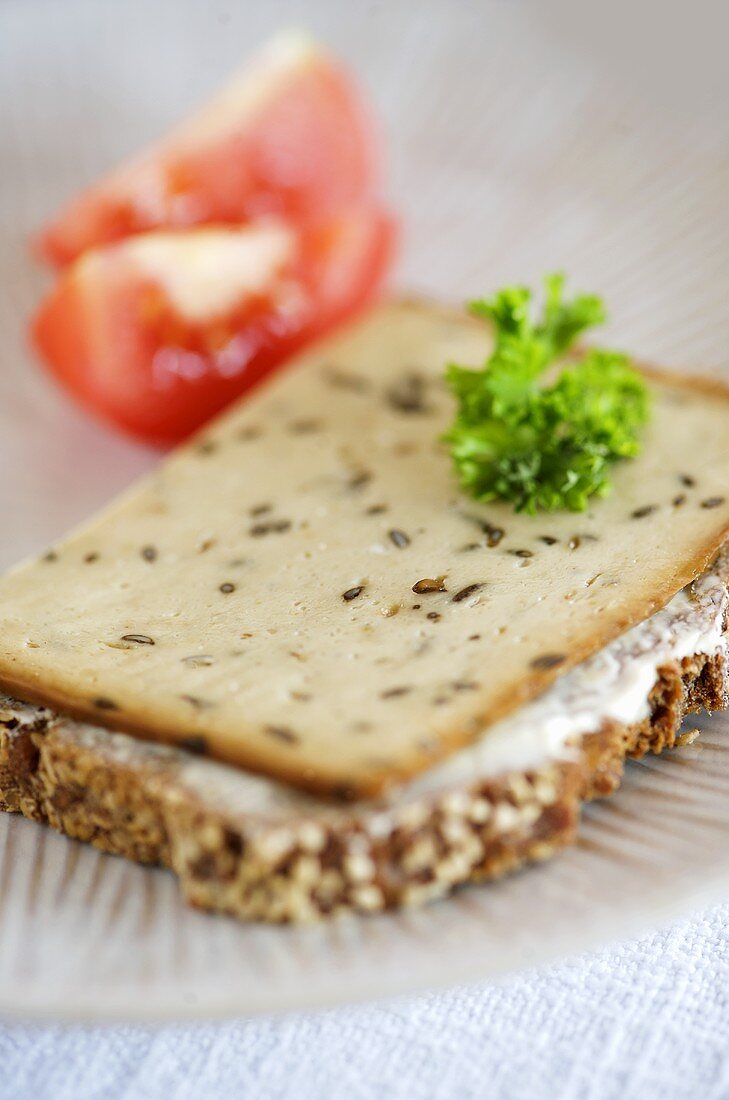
[0,300,727,797]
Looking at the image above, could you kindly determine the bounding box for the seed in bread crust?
[219,582,236,594]
[180,694,212,709]
[140,545,158,562]
[385,372,430,414]
[412,577,447,594]
[264,725,299,744]
[121,634,155,645]
[322,365,371,393]
[350,885,385,912]
[347,469,372,491]
[493,802,523,832]
[463,515,504,546]
[249,520,291,537]
[93,696,119,710]
[179,735,208,755]
[237,425,262,441]
[477,520,504,547]
[530,653,567,670]
[342,586,365,602]
[467,798,492,824]
[195,440,218,456]
[631,505,658,519]
[701,496,725,509]
[344,853,376,883]
[388,529,411,548]
[298,822,326,853]
[287,418,322,435]
[380,686,412,699]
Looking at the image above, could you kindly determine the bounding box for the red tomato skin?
[32,210,396,446]
[36,49,379,268]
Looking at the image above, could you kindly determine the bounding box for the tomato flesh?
[37,33,379,267]
[32,210,395,445]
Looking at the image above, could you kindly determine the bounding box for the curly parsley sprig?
[444,274,650,513]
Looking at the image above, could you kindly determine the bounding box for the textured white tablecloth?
[2,903,728,1100]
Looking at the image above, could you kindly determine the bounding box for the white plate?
[0,0,727,1022]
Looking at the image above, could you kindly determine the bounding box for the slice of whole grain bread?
[1,555,726,923]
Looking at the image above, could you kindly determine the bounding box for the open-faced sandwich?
[1,288,727,922]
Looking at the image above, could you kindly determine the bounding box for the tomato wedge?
[32,209,395,445]
[36,32,379,267]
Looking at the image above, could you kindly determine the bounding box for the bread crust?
[0,645,725,922]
